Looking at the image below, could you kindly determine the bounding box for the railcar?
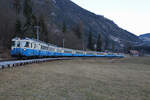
[10,37,124,58]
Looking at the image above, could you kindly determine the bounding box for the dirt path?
[0,57,150,100]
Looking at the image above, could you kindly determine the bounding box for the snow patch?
[52,0,56,4]
[51,12,56,16]
[110,35,121,43]
[141,37,150,42]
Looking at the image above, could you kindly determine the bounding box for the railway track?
[0,58,72,70]
[0,56,124,70]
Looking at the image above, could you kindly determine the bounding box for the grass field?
[0,57,150,100]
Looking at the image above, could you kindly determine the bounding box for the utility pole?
[34,26,40,40]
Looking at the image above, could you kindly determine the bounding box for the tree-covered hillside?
[0,0,142,54]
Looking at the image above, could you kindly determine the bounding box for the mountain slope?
[139,33,150,46]
[140,33,150,39]
[0,0,142,51]
[49,0,142,46]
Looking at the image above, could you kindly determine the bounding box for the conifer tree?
[32,15,38,26]
[31,15,38,39]
[72,22,83,39]
[126,42,132,53]
[23,0,33,26]
[111,41,115,52]
[13,0,23,38]
[62,21,67,47]
[15,19,22,38]
[23,0,37,38]
[62,21,67,33]
[72,25,81,38]
[88,31,93,50]
[105,38,109,50]
[39,16,49,42]
[96,34,102,51]
[13,0,21,15]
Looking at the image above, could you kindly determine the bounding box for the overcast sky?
[71,0,150,36]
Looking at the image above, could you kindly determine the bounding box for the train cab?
[11,38,24,57]
[11,38,37,57]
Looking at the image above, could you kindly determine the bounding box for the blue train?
[10,37,124,58]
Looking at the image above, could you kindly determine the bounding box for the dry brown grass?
[0,57,150,100]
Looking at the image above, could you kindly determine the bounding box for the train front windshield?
[12,41,16,47]
[20,41,30,48]
[12,41,29,48]
[11,41,20,47]
[20,41,27,47]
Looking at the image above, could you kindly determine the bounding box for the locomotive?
[10,37,124,58]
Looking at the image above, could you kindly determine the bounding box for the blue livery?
[10,37,124,58]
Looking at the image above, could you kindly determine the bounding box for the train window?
[20,41,26,47]
[12,41,15,47]
[16,41,20,47]
[41,45,48,50]
[97,53,102,55]
[57,49,62,53]
[49,47,55,51]
[87,52,94,55]
[46,47,48,50]
[76,51,83,54]
[34,44,36,49]
[64,50,72,53]
[41,45,43,49]
[25,42,29,48]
